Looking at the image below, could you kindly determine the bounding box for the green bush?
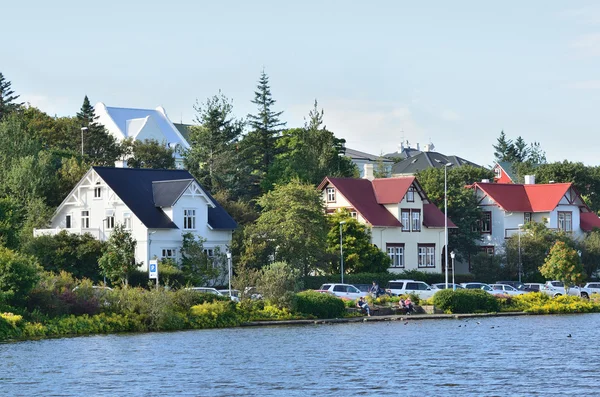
[432,289,500,313]
[190,301,241,328]
[294,291,346,318]
[0,246,42,305]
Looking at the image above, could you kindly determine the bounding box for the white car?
[386,280,435,299]
[489,284,525,296]
[318,283,367,299]
[218,289,241,302]
[186,287,224,296]
[460,282,495,294]
[583,283,600,295]
[542,281,591,299]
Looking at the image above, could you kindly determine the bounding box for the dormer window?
[406,187,415,202]
[326,187,336,202]
[494,167,502,179]
[94,182,102,199]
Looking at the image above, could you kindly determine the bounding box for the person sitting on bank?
[356,296,371,316]
[403,297,414,314]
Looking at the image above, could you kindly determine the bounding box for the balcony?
[33,228,103,240]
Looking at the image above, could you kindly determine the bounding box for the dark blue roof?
[93,167,237,230]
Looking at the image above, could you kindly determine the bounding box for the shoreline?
[241,311,530,327]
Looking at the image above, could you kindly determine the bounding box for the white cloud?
[566,80,600,89]
[571,33,600,56]
[440,109,461,121]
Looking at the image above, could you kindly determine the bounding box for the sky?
[3,0,600,168]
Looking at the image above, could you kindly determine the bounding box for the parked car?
[386,280,435,299]
[583,282,600,295]
[489,284,525,296]
[542,281,591,299]
[318,283,367,299]
[218,289,241,302]
[523,283,545,292]
[460,282,494,293]
[353,284,391,297]
[431,283,464,290]
[495,281,535,292]
[186,287,224,296]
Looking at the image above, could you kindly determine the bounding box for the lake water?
[1,314,599,396]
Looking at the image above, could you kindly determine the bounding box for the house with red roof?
[469,176,600,254]
[318,165,457,274]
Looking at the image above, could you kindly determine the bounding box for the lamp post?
[226,252,232,299]
[80,127,88,157]
[450,251,456,290]
[518,224,523,283]
[339,221,346,284]
[444,162,452,289]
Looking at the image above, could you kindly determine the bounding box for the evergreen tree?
[493,130,515,163]
[76,95,121,165]
[513,136,529,163]
[242,70,286,186]
[0,72,23,121]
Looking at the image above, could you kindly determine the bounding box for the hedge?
[432,289,500,313]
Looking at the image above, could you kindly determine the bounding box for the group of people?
[355,281,415,317]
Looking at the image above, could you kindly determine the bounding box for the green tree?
[98,224,140,286]
[580,229,600,278]
[184,92,246,195]
[256,261,302,309]
[242,70,286,189]
[416,165,493,260]
[513,136,529,163]
[326,209,390,274]
[77,96,121,165]
[0,197,24,249]
[0,246,41,305]
[23,231,106,281]
[0,72,22,121]
[179,232,226,286]
[124,138,176,169]
[241,179,328,276]
[493,130,516,163]
[539,241,585,293]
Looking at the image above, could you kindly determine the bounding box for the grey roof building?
[391,151,481,176]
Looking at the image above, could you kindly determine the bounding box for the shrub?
[294,291,346,318]
[432,289,500,313]
[0,246,42,305]
[190,301,241,328]
[256,262,302,309]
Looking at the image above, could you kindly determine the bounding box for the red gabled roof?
[320,177,454,228]
[423,203,457,228]
[372,177,415,204]
[581,212,600,232]
[473,182,573,212]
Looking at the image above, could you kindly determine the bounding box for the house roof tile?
[473,182,573,212]
[580,212,600,232]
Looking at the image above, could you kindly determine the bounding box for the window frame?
[401,209,410,232]
[161,248,177,260]
[558,211,572,232]
[386,243,405,268]
[326,187,336,203]
[65,214,72,229]
[183,209,196,230]
[105,216,115,230]
[81,210,90,229]
[123,213,132,230]
[524,212,532,223]
[481,211,492,234]
[411,209,421,232]
[406,187,415,202]
[93,183,102,199]
[417,243,435,268]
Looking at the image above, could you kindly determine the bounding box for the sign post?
[149,259,159,290]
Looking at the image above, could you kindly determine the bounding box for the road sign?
[149,259,158,279]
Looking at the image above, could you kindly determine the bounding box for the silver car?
[489,284,525,296]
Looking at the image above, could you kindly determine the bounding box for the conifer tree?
[0,72,23,121]
[76,95,121,165]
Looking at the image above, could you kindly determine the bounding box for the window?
[326,187,336,202]
[524,212,532,223]
[494,167,502,179]
[481,246,495,255]
[386,243,405,268]
[411,210,421,232]
[65,214,72,229]
[401,210,410,231]
[350,211,358,219]
[94,183,102,199]
[105,216,115,229]
[406,187,415,202]
[123,213,132,230]
[481,212,491,233]
[418,244,435,268]
[184,209,196,230]
[161,248,177,259]
[203,248,214,258]
[81,211,90,229]
[558,211,572,232]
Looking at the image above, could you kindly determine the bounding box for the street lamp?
[444,162,452,289]
[80,127,88,157]
[339,221,346,283]
[450,251,456,290]
[518,224,523,283]
[226,252,232,299]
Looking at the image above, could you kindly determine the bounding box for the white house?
[344,147,393,178]
[318,164,458,274]
[469,176,600,255]
[34,167,237,272]
[94,102,190,168]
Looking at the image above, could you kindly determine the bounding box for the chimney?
[524,175,535,185]
[363,163,374,181]
[481,179,490,183]
[416,142,420,151]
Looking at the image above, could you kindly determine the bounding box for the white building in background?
[34,167,237,273]
[94,102,190,168]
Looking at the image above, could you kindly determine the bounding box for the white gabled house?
[469,176,600,255]
[318,164,457,274]
[34,167,237,272]
[94,103,190,168]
